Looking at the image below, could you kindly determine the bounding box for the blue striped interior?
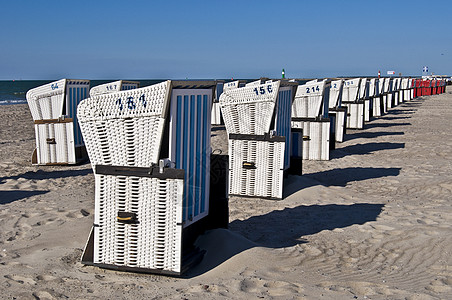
[67,86,88,147]
[201,94,208,213]
[173,92,210,223]
[275,89,292,169]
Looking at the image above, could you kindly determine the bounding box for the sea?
[0,80,165,105]
[0,78,314,106]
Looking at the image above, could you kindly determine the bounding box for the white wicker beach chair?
[372,78,385,117]
[341,78,364,130]
[89,80,140,97]
[219,79,296,199]
[327,79,347,143]
[26,79,90,165]
[382,78,390,113]
[79,80,220,275]
[291,80,331,160]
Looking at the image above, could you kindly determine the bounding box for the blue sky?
[1,0,450,80]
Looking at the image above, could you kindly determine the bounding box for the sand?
[1,87,452,299]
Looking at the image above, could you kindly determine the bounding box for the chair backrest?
[359,78,368,100]
[383,78,391,93]
[329,79,343,108]
[78,81,171,167]
[27,79,68,120]
[90,80,140,97]
[292,80,327,118]
[342,78,361,102]
[219,81,280,135]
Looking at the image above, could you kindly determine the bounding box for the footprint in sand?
[4,274,36,285]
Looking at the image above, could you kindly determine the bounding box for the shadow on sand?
[0,168,92,184]
[187,203,384,277]
[0,190,49,204]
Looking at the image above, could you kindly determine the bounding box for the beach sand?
[1,87,452,299]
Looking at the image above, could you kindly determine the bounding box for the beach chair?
[341,78,365,129]
[328,79,347,143]
[392,77,403,106]
[219,79,297,199]
[367,78,377,119]
[78,80,226,276]
[358,78,372,122]
[386,78,395,109]
[26,79,90,165]
[380,78,391,113]
[291,80,331,160]
[89,80,140,97]
[401,78,409,103]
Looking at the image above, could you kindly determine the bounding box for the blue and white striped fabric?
[66,80,90,146]
[274,87,293,170]
[169,89,212,227]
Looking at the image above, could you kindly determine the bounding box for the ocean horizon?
[0,76,425,105]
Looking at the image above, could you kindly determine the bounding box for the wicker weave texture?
[81,117,165,167]
[93,174,183,272]
[228,139,285,199]
[78,81,170,167]
[219,81,280,135]
[78,81,170,122]
[292,120,330,160]
[34,122,76,164]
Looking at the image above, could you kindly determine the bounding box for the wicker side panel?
[34,122,76,165]
[372,96,382,117]
[292,120,330,161]
[364,99,371,122]
[344,103,364,129]
[211,102,222,125]
[329,110,346,143]
[93,175,183,273]
[335,110,346,143]
[228,139,285,199]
